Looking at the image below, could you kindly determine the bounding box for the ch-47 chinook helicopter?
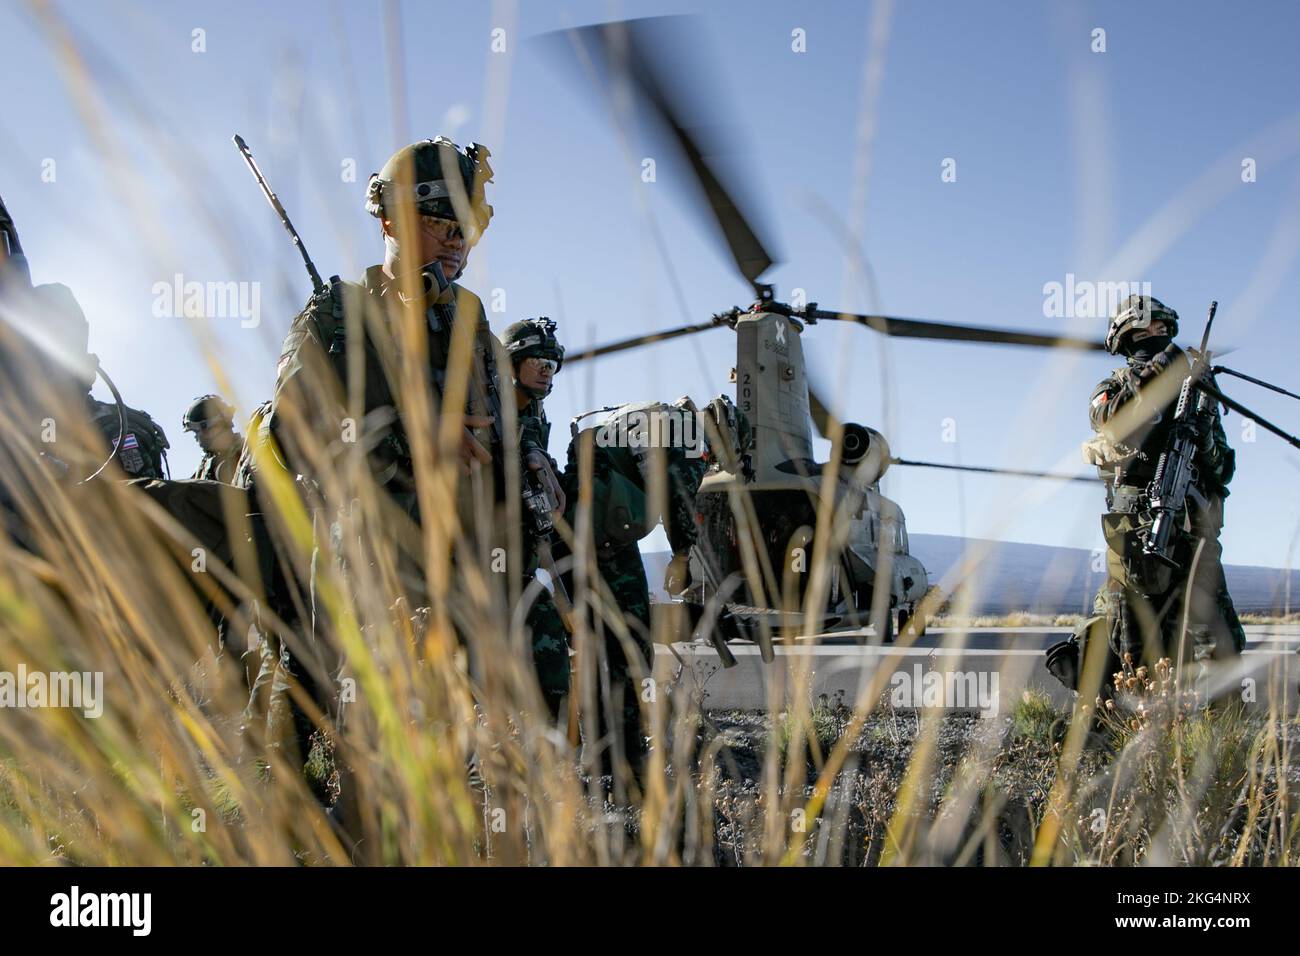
[544,17,1109,658]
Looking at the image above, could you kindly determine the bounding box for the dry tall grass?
[1,329,1296,867]
[2,1,1296,868]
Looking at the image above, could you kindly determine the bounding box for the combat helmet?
[183,394,235,434]
[365,137,494,244]
[502,317,564,399]
[1105,294,1180,355]
[502,317,564,370]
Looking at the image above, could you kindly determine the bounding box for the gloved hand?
[459,415,495,474]
[1135,343,1180,382]
[1195,409,1218,454]
[664,552,692,595]
[526,450,565,514]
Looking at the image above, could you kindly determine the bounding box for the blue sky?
[2,0,1298,568]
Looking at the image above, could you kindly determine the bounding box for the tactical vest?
[518,397,552,458]
[1087,352,1232,501]
[274,271,498,485]
[265,269,506,540]
[191,443,242,483]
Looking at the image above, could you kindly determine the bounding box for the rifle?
[1142,300,1218,567]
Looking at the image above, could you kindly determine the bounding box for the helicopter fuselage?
[688,307,929,630]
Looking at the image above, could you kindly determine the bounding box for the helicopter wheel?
[899,606,926,638]
[855,588,893,644]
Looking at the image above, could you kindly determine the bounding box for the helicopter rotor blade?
[565,319,723,364]
[543,17,778,295]
[890,457,1101,483]
[805,380,838,440]
[808,309,1109,351]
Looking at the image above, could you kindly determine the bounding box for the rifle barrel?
[1198,300,1218,354]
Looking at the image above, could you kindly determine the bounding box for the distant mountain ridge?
[643,534,1299,615]
[907,533,1297,615]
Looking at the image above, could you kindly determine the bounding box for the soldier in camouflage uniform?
[182,394,241,483]
[242,137,513,781]
[1083,294,1244,685]
[501,317,570,721]
[77,393,169,480]
[0,238,168,492]
[561,398,710,774]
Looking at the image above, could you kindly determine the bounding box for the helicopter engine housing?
[841,423,891,483]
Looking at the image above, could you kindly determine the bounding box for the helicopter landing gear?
[853,587,893,644]
[879,607,894,644]
[898,605,926,638]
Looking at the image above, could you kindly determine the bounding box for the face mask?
[1127,334,1171,364]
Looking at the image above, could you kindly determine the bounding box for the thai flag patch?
[113,432,146,474]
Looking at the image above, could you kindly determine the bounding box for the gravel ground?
[689,707,1082,865]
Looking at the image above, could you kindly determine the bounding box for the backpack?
[569,402,682,549]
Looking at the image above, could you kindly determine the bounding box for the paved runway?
[652,625,1300,716]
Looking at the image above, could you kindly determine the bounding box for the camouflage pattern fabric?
[561,412,708,554]
[517,395,552,461]
[558,413,709,770]
[244,265,505,776]
[1088,349,1245,670]
[191,444,242,483]
[515,395,571,719]
[88,399,170,479]
[591,540,653,766]
[259,266,501,527]
[521,553,571,721]
[1088,350,1235,495]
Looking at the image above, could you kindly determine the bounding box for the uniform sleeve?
[664,449,708,555]
[1088,369,1139,435]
